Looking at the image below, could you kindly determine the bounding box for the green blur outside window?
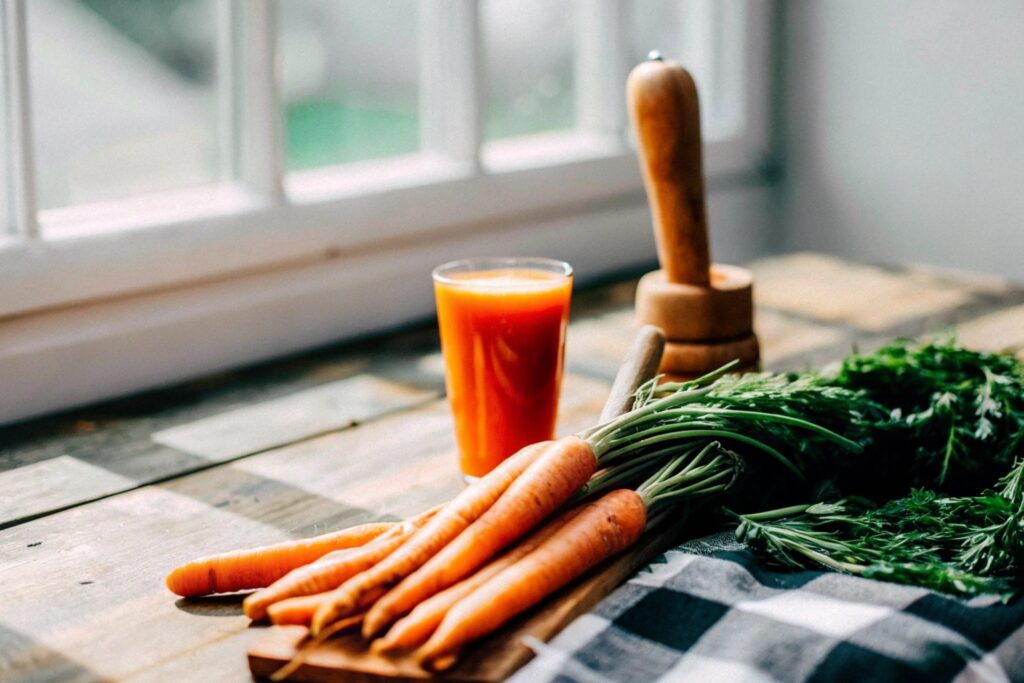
[279,0,419,170]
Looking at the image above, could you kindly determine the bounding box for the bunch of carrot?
[166,364,862,670]
[166,440,677,669]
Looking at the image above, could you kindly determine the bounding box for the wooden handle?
[599,325,666,422]
[628,55,710,286]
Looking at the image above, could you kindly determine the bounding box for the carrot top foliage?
[592,339,1024,600]
[829,339,1024,494]
[734,468,1024,601]
[583,363,885,510]
[752,340,1024,599]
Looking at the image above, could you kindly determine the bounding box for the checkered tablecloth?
[511,534,1024,683]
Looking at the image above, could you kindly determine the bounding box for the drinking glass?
[432,257,573,479]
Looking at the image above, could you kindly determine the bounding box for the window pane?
[631,1,717,121]
[280,0,419,171]
[0,28,8,230]
[29,0,219,210]
[482,0,575,140]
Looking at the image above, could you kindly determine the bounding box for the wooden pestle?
[628,54,758,376]
[627,53,710,287]
[599,325,666,422]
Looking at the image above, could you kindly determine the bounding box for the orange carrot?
[372,507,582,653]
[244,543,390,622]
[165,521,394,597]
[267,592,332,625]
[243,505,441,620]
[417,489,647,670]
[360,436,597,637]
[307,440,550,634]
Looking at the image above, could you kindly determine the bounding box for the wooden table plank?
[751,252,1014,331]
[151,374,433,461]
[0,373,611,683]
[0,271,636,531]
[0,456,137,527]
[755,309,848,371]
[0,354,374,474]
[958,303,1024,357]
[0,373,436,529]
[2,254,1023,683]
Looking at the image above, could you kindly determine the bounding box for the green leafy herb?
[733,486,1021,600]
[726,339,1024,599]
[828,339,1024,492]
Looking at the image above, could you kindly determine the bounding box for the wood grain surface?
[0,376,608,683]
[2,254,1023,683]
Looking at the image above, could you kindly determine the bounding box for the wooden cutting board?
[248,326,670,681]
[247,521,683,682]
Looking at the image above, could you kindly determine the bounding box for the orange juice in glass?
[432,258,573,479]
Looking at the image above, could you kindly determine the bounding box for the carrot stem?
[636,442,743,512]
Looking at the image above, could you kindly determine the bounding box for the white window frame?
[0,0,773,424]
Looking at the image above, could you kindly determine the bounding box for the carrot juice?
[432,258,573,478]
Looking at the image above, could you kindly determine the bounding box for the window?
[279,0,420,169]
[481,0,575,140]
[0,26,8,222]
[28,0,220,210]
[0,0,771,424]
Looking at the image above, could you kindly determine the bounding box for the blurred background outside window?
[25,0,632,192]
[481,0,574,141]
[28,0,219,209]
[279,0,419,170]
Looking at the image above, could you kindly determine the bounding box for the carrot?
[244,544,388,621]
[372,507,582,653]
[416,489,647,670]
[267,592,332,625]
[359,436,597,637]
[165,521,394,597]
[307,440,550,634]
[243,505,441,620]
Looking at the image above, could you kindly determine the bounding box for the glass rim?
[432,257,573,288]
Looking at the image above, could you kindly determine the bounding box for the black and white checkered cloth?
[511,533,1024,683]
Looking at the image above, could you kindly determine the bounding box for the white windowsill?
[0,128,762,320]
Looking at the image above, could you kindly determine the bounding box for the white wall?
[780,0,1024,281]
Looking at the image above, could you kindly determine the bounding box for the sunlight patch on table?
[752,253,974,332]
[0,456,135,526]
[152,374,434,461]
[957,304,1024,355]
[756,309,847,369]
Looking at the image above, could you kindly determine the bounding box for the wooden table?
[2,253,1023,683]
